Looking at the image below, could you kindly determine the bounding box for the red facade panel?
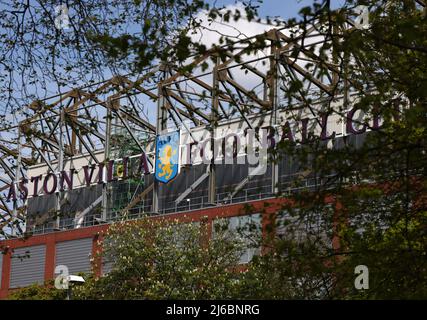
[0,197,309,298]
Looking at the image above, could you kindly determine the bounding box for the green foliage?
[246,0,427,299]
[73,217,245,299]
[8,280,67,300]
[2,0,427,299]
[0,0,261,118]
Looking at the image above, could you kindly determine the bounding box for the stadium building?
[0,27,373,298]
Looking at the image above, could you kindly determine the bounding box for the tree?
[0,0,262,239]
[7,280,67,300]
[72,217,246,299]
[2,0,427,299]
[238,0,427,299]
[0,0,259,123]
[6,217,248,300]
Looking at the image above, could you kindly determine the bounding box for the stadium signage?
[6,152,152,201]
[5,106,381,201]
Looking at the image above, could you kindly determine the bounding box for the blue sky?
[208,0,346,19]
[0,0,349,121]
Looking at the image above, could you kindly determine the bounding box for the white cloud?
[184,2,331,107]
[191,2,276,49]
[184,3,280,95]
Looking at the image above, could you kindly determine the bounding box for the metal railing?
[29,173,339,235]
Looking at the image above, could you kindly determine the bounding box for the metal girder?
[119,107,156,133]
[20,123,74,156]
[165,89,211,122]
[0,22,363,237]
[111,74,159,100]
[167,67,233,103]
[121,183,154,216]
[0,144,33,165]
[65,113,106,142]
[175,166,210,204]
[0,196,12,218]
[282,62,323,127]
[73,129,100,164]
[281,56,333,95]
[220,50,267,79]
[74,195,103,228]
[163,94,197,141]
[163,52,213,85]
[0,157,15,180]
[165,100,203,126]
[219,74,270,108]
[112,109,153,167]
[29,140,56,173]
[219,81,254,130]
[222,165,267,203]
[25,90,76,121]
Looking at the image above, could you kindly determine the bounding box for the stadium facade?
[0,27,372,298]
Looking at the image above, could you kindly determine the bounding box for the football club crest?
[155,130,180,183]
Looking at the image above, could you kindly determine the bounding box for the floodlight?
[67,275,85,283]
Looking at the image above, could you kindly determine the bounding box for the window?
[213,214,262,264]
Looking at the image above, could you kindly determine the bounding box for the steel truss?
[0,20,373,237]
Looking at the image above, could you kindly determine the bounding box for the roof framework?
[0,23,362,237]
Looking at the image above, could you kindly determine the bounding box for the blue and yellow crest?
[155,130,180,183]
